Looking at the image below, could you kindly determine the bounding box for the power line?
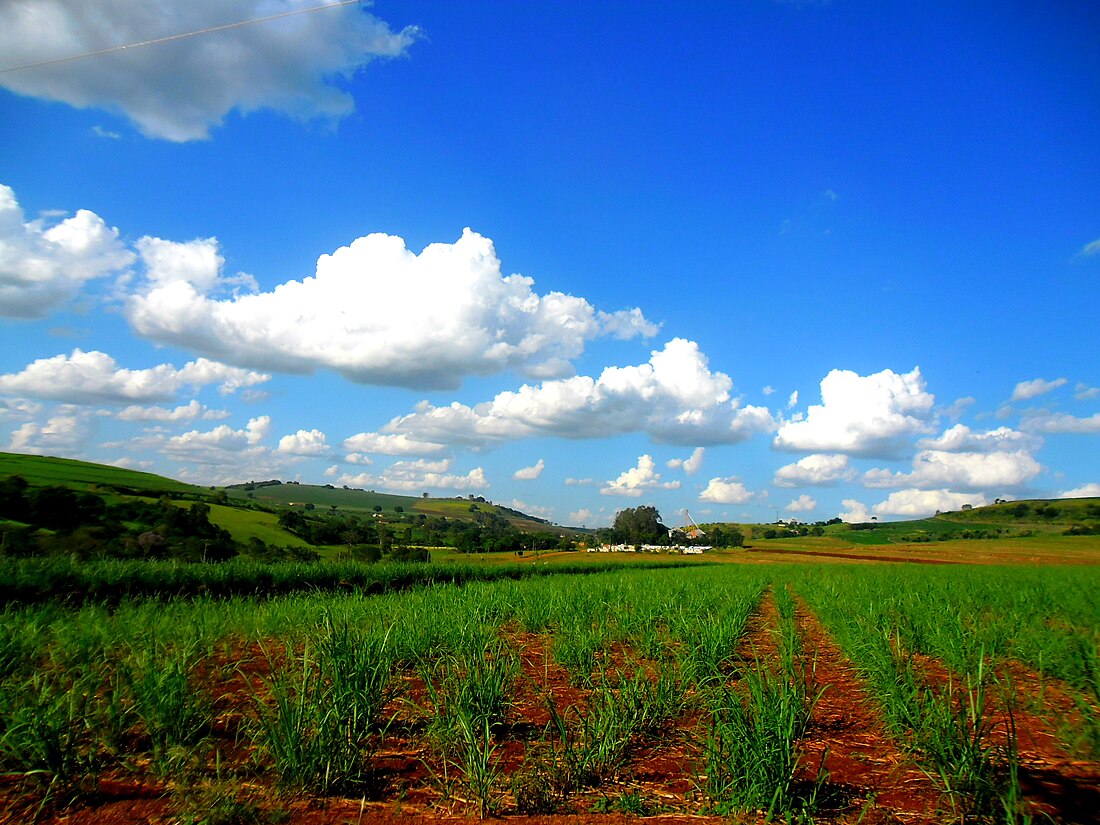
[0,0,361,75]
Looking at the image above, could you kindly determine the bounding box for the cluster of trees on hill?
[595,506,745,548]
[0,476,243,562]
[277,506,573,555]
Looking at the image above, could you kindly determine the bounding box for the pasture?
[0,452,195,495]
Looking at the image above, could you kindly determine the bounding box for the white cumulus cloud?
[871,489,988,517]
[667,447,705,475]
[336,458,488,493]
[509,499,554,519]
[774,367,935,457]
[0,184,134,318]
[785,494,817,513]
[163,415,271,462]
[600,455,681,498]
[513,459,545,481]
[116,399,229,423]
[1011,377,1067,401]
[773,453,855,487]
[276,428,329,456]
[699,476,755,504]
[0,349,269,404]
[383,338,774,448]
[1060,483,1100,498]
[342,431,448,457]
[916,424,1038,453]
[127,229,657,390]
[1020,412,1100,434]
[569,508,597,526]
[9,413,93,454]
[863,450,1042,491]
[840,490,987,521]
[0,0,419,142]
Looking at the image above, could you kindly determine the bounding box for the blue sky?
[1,0,1097,528]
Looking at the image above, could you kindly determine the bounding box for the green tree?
[612,506,667,545]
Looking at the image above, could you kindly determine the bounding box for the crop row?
[1,563,1096,822]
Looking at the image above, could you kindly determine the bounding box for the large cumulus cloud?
[381,338,776,447]
[127,229,658,390]
[0,0,418,141]
[0,184,133,318]
[774,367,934,458]
[0,349,269,404]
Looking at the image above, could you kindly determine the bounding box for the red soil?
[4,599,1097,825]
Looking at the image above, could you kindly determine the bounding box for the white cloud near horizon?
[1060,482,1100,498]
[600,455,680,498]
[0,0,419,142]
[9,413,92,454]
[1011,377,1067,401]
[863,449,1041,491]
[569,507,597,526]
[699,476,755,504]
[0,349,270,404]
[841,489,988,521]
[127,229,658,390]
[513,458,545,481]
[773,453,855,487]
[773,367,934,457]
[0,184,134,318]
[335,458,488,493]
[383,338,775,448]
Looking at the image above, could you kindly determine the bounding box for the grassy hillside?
[0,451,197,495]
[2,453,563,545]
[162,500,316,550]
[935,497,1100,525]
[227,480,565,533]
[226,481,414,512]
[699,497,1100,550]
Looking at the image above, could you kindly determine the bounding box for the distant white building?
[588,543,710,554]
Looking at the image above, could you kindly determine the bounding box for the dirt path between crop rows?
[4,589,1098,825]
[898,642,1100,824]
[791,599,943,824]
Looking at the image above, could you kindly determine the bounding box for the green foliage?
[0,451,197,495]
[253,617,395,793]
[610,505,668,546]
[121,643,210,776]
[0,670,97,788]
[700,589,819,818]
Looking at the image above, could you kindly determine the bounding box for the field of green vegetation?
[0,562,1095,823]
[0,452,197,496]
[2,451,1099,822]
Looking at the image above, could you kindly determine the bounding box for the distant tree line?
[275,506,574,557]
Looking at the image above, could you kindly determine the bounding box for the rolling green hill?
[0,451,198,495]
[1,452,565,537]
[226,479,567,533]
[702,496,1100,548]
